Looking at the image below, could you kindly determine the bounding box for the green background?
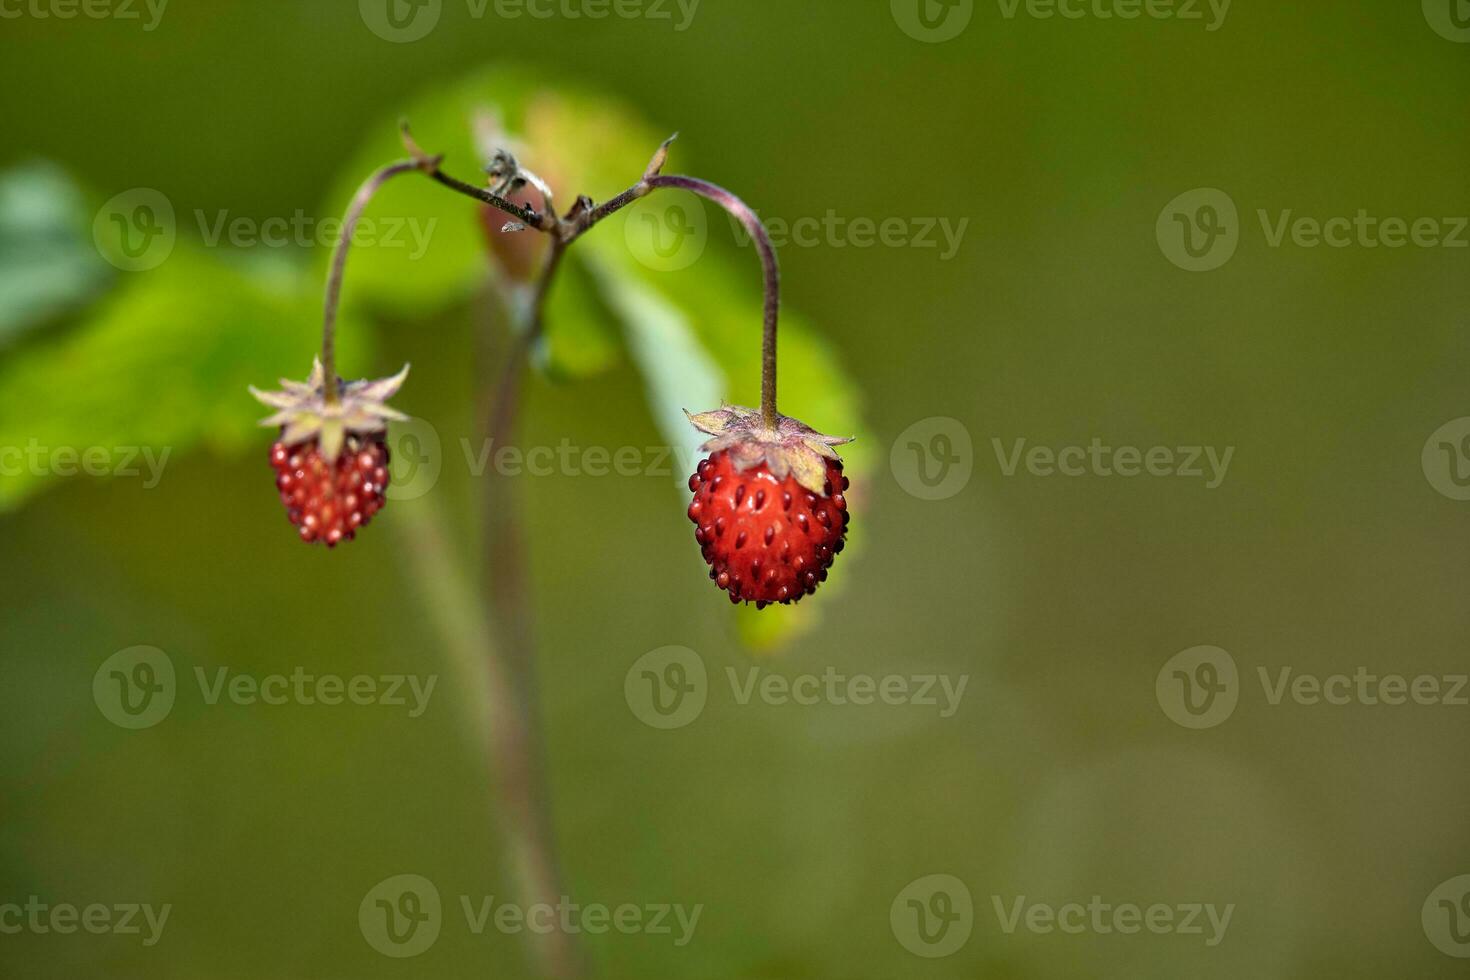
[2,0,1469,976]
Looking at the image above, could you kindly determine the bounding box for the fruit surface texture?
[270,436,389,547]
[688,450,849,605]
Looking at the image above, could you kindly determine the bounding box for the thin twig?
[390,501,582,980]
[426,168,548,230]
[320,159,424,402]
[480,237,567,689]
[402,121,551,232]
[644,174,781,427]
[473,238,578,976]
[567,133,678,239]
[553,135,782,423]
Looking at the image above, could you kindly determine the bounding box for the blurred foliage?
[0,162,112,343]
[0,228,373,510]
[5,4,1469,979]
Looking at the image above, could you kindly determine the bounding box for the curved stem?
[321,153,553,405]
[554,138,779,427]
[648,176,780,427]
[332,139,782,427]
[320,160,423,403]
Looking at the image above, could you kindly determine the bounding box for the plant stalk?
[323,132,783,980]
[319,149,585,978]
[644,174,781,428]
[319,159,423,403]
[391,502,582,980]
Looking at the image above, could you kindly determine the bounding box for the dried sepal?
[353,363,409,401]
[685,408,739,436]
[249,361,410,461]
[684,404,853,496]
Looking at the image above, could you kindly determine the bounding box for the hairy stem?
[319,136,554,402]
[320,160,423,403]
[391,502,581,979]
[562,165,781,427]
[473,238,578,977]
[478,240,568,683]
[644,174,781,428]
[427,167,548,230]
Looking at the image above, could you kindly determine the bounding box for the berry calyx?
[685,405,853,606]
[249,359,409,547]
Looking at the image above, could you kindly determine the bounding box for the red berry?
[268,434,390,548]
[250,360,410,549]
[688,449,849,606]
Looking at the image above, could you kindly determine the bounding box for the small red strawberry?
[268,436,389,547]
[685,406,852,606]
[250,360,408,548]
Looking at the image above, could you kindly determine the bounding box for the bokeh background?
[3,1,1470,976]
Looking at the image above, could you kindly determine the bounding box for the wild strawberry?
[268,435,389,547]
[249,359,409,548]
[685,405,852,606]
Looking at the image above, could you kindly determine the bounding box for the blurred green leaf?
[0,250,369,511]
[587,228,871,465]
[0,162,112,344]
[588,259,724,470]
[533,252,622,380]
